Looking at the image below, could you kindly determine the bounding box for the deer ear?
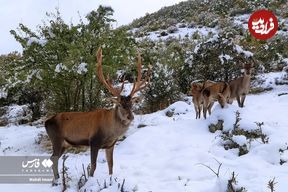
[132,96,142,104]
[191,83,199,91]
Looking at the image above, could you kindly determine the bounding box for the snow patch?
[232,135,247,146]
[0,88,7,99]
[219,54,233,64]
[234,44,253,57]
[27,37,47,46]
[163,101,192,115]
[76,63,88,74]
[55,63,68,73]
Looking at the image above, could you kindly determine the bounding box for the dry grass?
[250,87,273,94]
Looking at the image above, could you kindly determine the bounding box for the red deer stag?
[189,80,215,119]
[45,48,150,185]
[202,82,230,119]
[228,62,253,107]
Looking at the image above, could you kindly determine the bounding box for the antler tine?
[129,51,142,96]
[251,57,256,67]
[133,64,152,93]
[129,52,151,97]
[118,74,126,93]
[136,51,143,82]
[106,74,125,96]
[96,48,121,97]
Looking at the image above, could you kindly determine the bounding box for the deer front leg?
[236,96,241,107]
[105,145,115,175]
[227,97,233,104]
[89,143,99,177]
[193,103,199,119]
[208,101,214,115]
[240,94,246,108]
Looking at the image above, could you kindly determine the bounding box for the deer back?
[202,82,227,99]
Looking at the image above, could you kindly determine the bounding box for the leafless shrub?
[255,122,269,144]
[79,176,132,192]
[267,177,277,192]
[78,164,89,190]
[227,172,247,192]
[197,158,222,178]
[279,144,288,165]
[62,154,71,192]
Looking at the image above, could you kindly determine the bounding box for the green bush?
[178,35,256,92]
[143,62,180,113]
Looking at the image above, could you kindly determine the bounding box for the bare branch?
[196,158,222,178]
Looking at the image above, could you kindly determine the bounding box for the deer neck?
[243,72,251,83]
[114,105,132,127]
[241,72,251,91]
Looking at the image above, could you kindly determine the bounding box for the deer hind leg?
[196,102,202,119]
[203,98,210,119]
[240,94,246,108]
[198,103,202,119]
[105,145,115,175]
[50,138,65,185]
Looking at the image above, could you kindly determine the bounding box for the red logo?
[248,9,278,40]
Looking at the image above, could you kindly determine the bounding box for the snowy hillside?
[0,72,287,192]
[133,25,218,41]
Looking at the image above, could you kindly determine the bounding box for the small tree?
[9,6,136,114]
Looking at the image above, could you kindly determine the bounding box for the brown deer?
[45,48,151,185]
[189,80,215,119]
[228,63,253,107]
[202,82,230,119]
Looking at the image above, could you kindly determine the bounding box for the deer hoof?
[52,178,60,186]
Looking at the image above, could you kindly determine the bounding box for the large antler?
[96,48,125,97]
[129,51,151,97]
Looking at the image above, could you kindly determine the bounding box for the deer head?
[242,59,254,76]
[96,48,151,123]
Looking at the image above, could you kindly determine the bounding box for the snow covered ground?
[144,26,217,41]
[133,25,218,41]
[0,72,288,192]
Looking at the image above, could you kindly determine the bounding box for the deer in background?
[189,80,215,119]
[45,48,151,185]
[202,82,231,119]
[228,62,253,107]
